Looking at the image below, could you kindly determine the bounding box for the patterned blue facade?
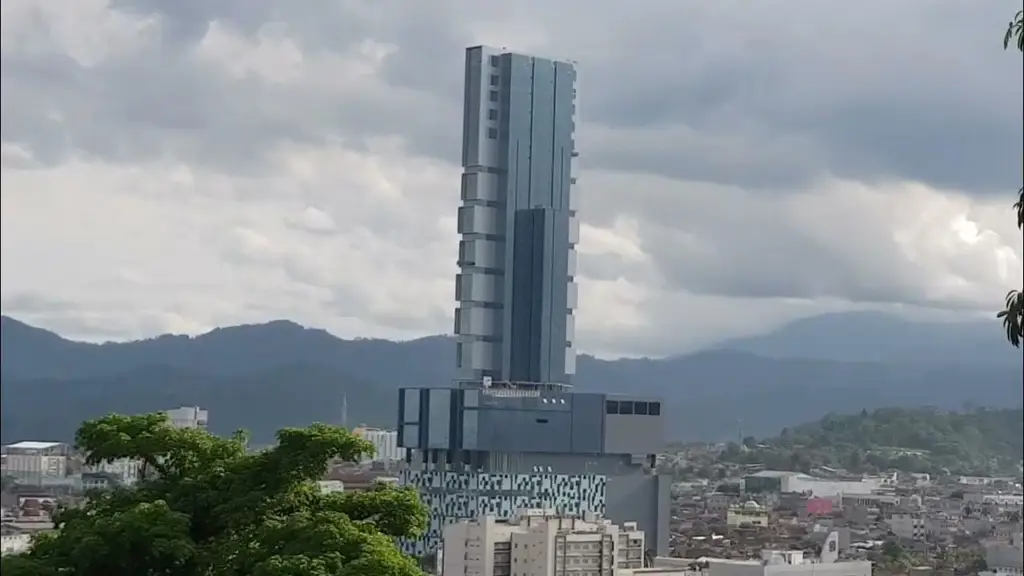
[398,470,606,556]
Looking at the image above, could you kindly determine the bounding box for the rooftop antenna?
[340,393,349,429]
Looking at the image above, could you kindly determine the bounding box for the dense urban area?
[1,405,1022,575]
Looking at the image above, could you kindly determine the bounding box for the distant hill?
[720,407,1024,476]
[713,311,1019,365]
[1,314,1020,444]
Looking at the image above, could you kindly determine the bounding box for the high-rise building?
[397,46,669,562]
[455,45,580,387]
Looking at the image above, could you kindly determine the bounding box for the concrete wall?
[606,472,671,557]
[603,397,664,455]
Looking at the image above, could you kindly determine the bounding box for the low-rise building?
[84,458,143,486]
[888,511,926,540]
[1,442,71,486]
[1,533,32,556]
[351,427,405,463]
[726,501,769,528]
[623,533,870,576]
[166,406,208,429]
[442,509,646,576]
[743,471,880,498]
[981,530,1023,576]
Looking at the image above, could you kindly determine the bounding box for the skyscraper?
[455,46,579,387]
[397,47,668,562]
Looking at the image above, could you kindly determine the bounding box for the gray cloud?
[1,0,1021,356]
[3,0,1020,192]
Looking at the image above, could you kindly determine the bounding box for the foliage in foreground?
[0,414,427,576]
[718,407,1024,477]
[1000,10,1024,347]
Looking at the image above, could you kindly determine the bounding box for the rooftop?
[749,470,800,478]
[4,441,64,450]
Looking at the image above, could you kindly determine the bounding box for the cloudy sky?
[2,0,1022,358]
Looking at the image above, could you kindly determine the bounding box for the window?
[605,400,619,414]
[488,108,498,121]
[490,74,499,87]
[618,401,634,415]
[490,55,500,67]
[487,127,498,139]
[403,390,420,422]
[489,90,499,102]
[648,401,661,416]
[634,401,649,415]
[401,424,419,445]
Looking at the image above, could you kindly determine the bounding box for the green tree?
[0,413,427,576]
[999,10,1024,347]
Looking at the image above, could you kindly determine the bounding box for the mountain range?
[1,312,1020,445]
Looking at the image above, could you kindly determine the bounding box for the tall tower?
[454,46,580,386]
[397,47,668,563]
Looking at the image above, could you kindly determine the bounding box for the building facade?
[397,386,669,558]
[397,46,669,564]
[0,442,70,485]
[726,501,769,527]
[442,509,645,576]
[743,471,880,497]
[352,427,405,462]
[165,406,208,429]
[455,45,580,387]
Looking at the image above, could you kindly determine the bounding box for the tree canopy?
[1,414,427,576]
[999,10,1024,347]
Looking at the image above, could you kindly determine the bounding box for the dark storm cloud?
[2,0,1020,194]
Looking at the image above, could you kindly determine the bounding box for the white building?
[442,509,646,576]
[964,492,1024,509]
[351,427,404,462]
[1,534,32,556]
[615,533,869,576]
[166,406,208,429]
[744,471,880,498]
[0,442,71,485]
[706,533,868,576]
[85,458,143,486]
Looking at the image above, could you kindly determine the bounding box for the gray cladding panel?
[462,47,482,167]
[569,392,604,453]
[507,208,570,384]
[427,389,452,449]
[603,414,662,455]
[605,474,670,556]
[474,406,573,453]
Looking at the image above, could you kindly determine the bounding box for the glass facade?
[455,46,578,386]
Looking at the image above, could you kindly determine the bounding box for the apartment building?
[442,509,645,576]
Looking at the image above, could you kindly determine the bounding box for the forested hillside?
[720,408,1024,476]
